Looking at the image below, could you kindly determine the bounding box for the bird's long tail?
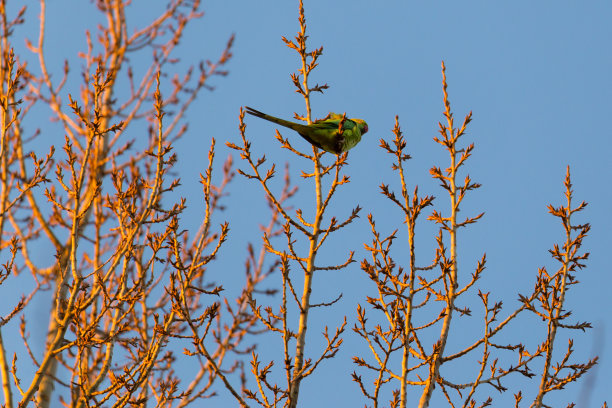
[245,106,305,132]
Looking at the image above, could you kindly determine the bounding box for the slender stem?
[531,184,573,408]
[289,5,320,403]
[419,64,457,407]
[0,332,13,408]
[399,129,415,408]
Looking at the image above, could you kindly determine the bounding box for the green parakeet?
[245,106,368,154]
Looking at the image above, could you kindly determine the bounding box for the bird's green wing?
[299,118,362,154]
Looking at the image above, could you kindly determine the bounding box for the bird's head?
[354,119,368,135]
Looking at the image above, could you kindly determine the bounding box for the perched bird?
[245,106,368,154]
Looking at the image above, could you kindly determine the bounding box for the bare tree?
[0,1,274,407]
[352,63,599,408]
[227,1,359,407]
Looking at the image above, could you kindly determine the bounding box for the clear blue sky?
[5,1,611,406]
